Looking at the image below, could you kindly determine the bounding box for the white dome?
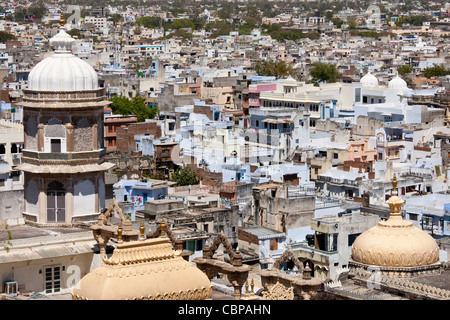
[388,76,407,90]
[283,75,297,84]
[27,29,98,91]
[360,72,378,87]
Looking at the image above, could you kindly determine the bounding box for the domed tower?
[360,72,379,88]
[388,76,408,90]
[18,17,114,226]
[350,175,441,278]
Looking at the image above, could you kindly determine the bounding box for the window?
[51,139,61,153]
[355,88,361,102]
[348,233,361,246]
[44,266,61,294]
[161,149,170,157]
[409,213,418,221]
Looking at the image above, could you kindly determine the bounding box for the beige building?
[17,24,114,226]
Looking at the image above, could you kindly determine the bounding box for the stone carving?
[262,281,294,300]
[273,247,303,273]
[74,118,92,152]
[25,117,38,150]
[45,118,66,138]
[146,221,183,251]
[203,232,243,266]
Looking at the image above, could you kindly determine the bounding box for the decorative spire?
[59,10,66,27]
[386,174,404,217]
[117,224,123,244]
[140,220,145,241]
[392,173,398,193]
[49,10,75,53]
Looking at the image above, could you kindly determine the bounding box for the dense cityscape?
[0,0,449,303]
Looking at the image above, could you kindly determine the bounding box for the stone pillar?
[37,123,45,152]
[230,279,246,300]
[65,123,74,152]
[38,180,46,224]
[94,174,99,213]
[65,178,74,225]
[92,123,98,150]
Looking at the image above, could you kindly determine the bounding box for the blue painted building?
[444,203,450,236]
[113,179,169,219]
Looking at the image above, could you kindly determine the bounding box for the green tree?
[253,60,296,79]
[109,95,159,122]
[67,28,83,38]
[347,18,357,29]
[397,65,414,76]
[309,62,341,85]
[136,16,162,29]
[169,18,195,30]
[171,166,200,186]
[0,31,16,42]
[206,20,233,38]
[108,13,122,24]
[423,64,450,78]
[331,18,344,28]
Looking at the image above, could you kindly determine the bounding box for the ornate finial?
[139,220,145,240]
[160,218,166,237]
[386,174,404,216]
[244,281,249,296]
[117,224,123,244]
[250,279,255,296]
[59,10,65,27]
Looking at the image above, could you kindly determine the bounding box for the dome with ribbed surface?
[27,28,98,91]
[360,72,379,87]
[352,176,440,268]
[388,76,408,90]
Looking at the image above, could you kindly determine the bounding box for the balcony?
[398,167,433,179]
[290,241,339,263]
[22,149,106,164]
[317,175,359,186]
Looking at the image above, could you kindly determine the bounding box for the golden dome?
[352,175,440,268]
[72,233,212,300]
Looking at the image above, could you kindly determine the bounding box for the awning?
[16,162,116,174]
[0,243,95,264]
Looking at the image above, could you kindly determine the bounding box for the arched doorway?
[47,181,66,223]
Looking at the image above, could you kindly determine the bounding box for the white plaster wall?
[73,179,95,216]
[0,253,95,294]
[98,175,105,212]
